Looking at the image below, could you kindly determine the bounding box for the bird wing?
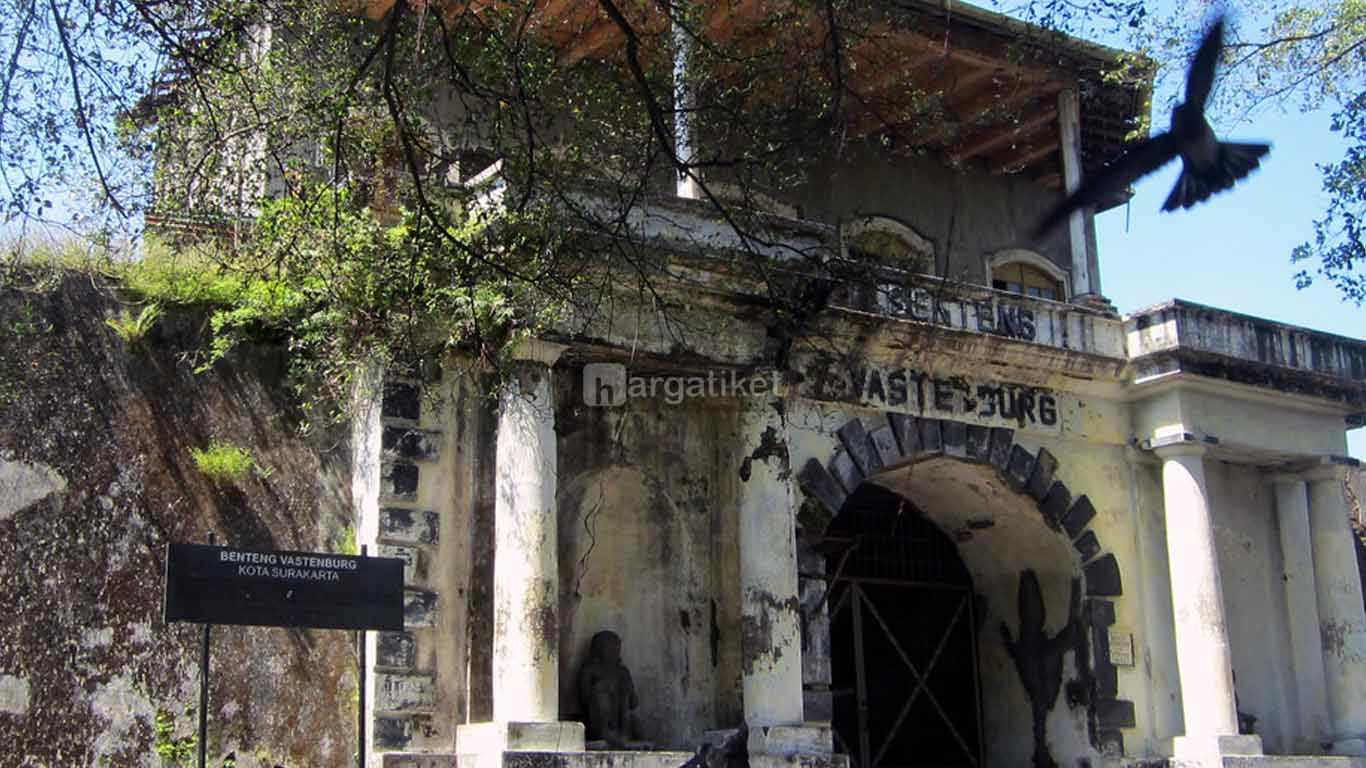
[1185,16,1225,111]
[1031,132,1182,238]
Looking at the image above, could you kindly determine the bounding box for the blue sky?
[1093,103,1365,459]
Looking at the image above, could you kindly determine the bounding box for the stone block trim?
[941,419,968,458]
[796,412,1137,756]
[828,450,861,494]
[383,426,443,462]
[1027,447,1060,501]
[889,413,920,455]
[837,419,880,477]
[382,461,420,501]
[798,460,847,516]
[377,631,417,670]
[379,507,439,545]
[867,425,901,469]
[375,672,437,714]
[1084,554,1123,597]
[376,716,416,748]
[1062,496,1097,540]
[918,418,943,453]
[383,381,422,422]
[1040,482,1072,531]
[1073,531,1101,563]
[404,589,438,628]
[1005,445,1036,493]
[366,375,449,759]
[379,544,423,585]
[965,425,992,463]
[988,427,1015,472]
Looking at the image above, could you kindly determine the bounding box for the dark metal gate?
[823,485,984,768]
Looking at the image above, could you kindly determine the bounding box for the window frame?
[985,249,1070,302]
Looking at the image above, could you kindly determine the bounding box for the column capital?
[1294,456,1360,481]
[509,338,567,368]
[1272,472,1309,486]
[1152,441,1208,460]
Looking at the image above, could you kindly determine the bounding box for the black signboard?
[164,543,404,631]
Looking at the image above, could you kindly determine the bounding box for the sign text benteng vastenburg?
[164,543,404,631]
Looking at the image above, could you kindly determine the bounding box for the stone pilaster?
[354,363,459,765]
[1306,463,1366,756]
[1154,443,1261,763]
[1273,474,1333,752]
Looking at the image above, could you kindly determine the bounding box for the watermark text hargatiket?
[583,363,778,406]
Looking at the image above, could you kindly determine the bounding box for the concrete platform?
[1222,758,1366,768]
[501,750,697,768]
[1110,756,1366,768]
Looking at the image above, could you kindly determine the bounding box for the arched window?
[842,216,934,273]
[986,249,1069,301]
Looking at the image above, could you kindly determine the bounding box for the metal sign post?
[197,532,214,768]
[358,543,367,768]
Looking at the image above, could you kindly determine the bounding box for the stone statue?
[1001,571,1082,768]
[579,630,640,748]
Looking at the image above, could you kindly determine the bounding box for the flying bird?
[1033,16,1270,237]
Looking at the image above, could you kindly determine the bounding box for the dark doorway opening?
[825,484,984,768]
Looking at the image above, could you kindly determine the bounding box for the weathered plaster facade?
[346,181,1366,768]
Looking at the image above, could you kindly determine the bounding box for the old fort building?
[2,2,1365,768]
[335,5,1366,768]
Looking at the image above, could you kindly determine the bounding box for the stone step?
[501,751,707,768]
[379,754,456,768]
[1224,757,1366,768]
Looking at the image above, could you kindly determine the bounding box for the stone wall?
[0,274,357,767]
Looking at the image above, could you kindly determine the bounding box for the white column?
[1057,88,1092,298]
[1156,444,1260,761]
[1274,475,1333,752]
[672,4,700,200]
[458,341,584,759]
[737,396,804,728]
[493,358,561,722]
[737,396,835,763]
[1306,465,1366,755]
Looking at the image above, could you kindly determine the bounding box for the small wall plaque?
[1107,628,1135,667]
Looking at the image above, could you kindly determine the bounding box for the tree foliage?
[1132,0,1366,305]
[0,0,1155,418]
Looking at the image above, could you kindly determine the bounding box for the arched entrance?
[797,413,1136,766]
[826,483,983,768]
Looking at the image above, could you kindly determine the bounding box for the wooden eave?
[361,0,1150,198]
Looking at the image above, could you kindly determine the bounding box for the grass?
[191,441,256,486]
[151,709,196,766]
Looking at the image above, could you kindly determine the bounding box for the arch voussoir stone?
[1040,481,1073,531]
[797,459,846,515]
[836,419,881,477]
[828,449,863,494]
[795,411,1137,758]
[868,424,901,468]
